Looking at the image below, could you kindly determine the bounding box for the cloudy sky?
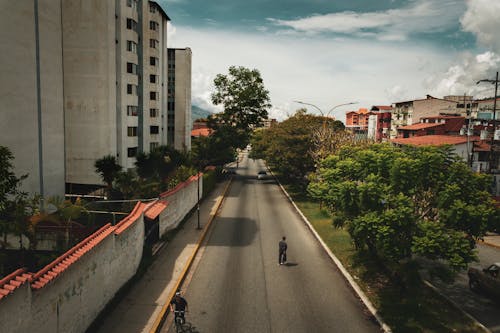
[159,0,500,122]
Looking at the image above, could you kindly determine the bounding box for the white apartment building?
[1,0,192,195]
[0,1,65,198]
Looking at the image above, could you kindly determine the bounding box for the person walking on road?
[279,236,287,265]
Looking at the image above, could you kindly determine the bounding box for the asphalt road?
[166,152,380,333]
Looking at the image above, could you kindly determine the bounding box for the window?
[126,0,138,10]
[149,3,157,13]
[126,62,138,74]
[126,40,137,53]
[150,21,159,31]
[150,126,159,134]
[150,91,157,100]
[127,147,138,157]
[127,126,138,137]
[149,39,159,49]
[150,108,159,117]
[126,18,138,32]
[168,101,175,110]
[127,84,137,95]
[127,105,138,116]
[150,142,159,151]
[149,74,157,83]
[150,57,158,66]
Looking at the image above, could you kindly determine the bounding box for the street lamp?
[477,72,499,171]
[293,100,358,128]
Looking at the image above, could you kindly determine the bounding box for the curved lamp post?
[293,101,358,128]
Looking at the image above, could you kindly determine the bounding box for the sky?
[159,0,500,122]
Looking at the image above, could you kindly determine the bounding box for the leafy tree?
[309,143,499,271]
[94,155,122,190]
[251,109,347,185]
[0,146,29,249]
[135,145,188,183]
[211,66,271,149]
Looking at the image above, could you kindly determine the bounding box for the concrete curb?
[422,280,490,333]
[149,178,233,333]
[479,239,500,250]
[273,176,392,333]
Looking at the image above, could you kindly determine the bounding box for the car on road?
[257,170,267,180]
[468,262,500,301]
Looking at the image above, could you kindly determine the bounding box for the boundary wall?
[0,174,202,333]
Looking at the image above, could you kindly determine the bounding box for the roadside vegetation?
[251,111,500,332]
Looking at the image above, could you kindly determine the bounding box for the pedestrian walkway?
[481,233,500,249]
[93,179,231,333]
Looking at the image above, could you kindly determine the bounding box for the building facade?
[0,0,65,198]
[1,0,192,195]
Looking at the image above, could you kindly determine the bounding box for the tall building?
[167,48,192,151]
[0,1,65,198]
[0,0,192,196]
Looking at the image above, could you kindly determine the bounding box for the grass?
[284,183,484,333]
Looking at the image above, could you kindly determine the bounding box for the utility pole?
[477,71,499,172]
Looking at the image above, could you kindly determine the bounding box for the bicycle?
[173,310,197,333]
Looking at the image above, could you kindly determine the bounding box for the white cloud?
[268,0,464,41]
[425,0,500,98]
[168,24,452,122]
[461,0,500,53]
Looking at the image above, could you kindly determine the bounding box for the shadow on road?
[207,217,257,247]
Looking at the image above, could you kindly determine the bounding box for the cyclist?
[279,236,287,265]
[170,291,189,323]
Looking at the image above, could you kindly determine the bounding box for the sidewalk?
[93,179,231,333]
[481,234,500,249]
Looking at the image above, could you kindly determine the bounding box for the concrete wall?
[0,0,65,198]
[159,174,200,235]
[0,175,201,333]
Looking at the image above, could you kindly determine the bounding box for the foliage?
[135,145,188,182]
[250,109,347,185]
[0,146,33,249]
[308,143,499,271]
[211,65,271,134]
[191,129,236,168]
[94,155,122,189]
[168,165,197,189]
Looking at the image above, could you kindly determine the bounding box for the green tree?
[211,65,271,148]
[309,143,499,271]
[94,155,122,190]
[0,146,28,249]
[250,110,327,184]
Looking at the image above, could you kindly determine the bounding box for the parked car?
[468,262,500,300]
[257,170,267,180]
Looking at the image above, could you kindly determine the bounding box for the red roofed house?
[390,95,469,139]
[191,119,213,137]
[391,135,475,163]
[396,116,465,138]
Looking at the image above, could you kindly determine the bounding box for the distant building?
[390,95,467,139]
[368,106,392,142]
[396,116,465,138]
[345,108,374,139]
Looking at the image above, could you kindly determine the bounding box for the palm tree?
[95,155,122,190]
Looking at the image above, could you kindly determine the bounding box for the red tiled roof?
[31,224,114,290]
[144,200,168,220]
[398,122,444,130]
[191,128,212,137]
[114,202,145,235]
[391,135,473,146]
[0,268,32,300]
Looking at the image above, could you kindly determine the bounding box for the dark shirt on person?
[171,296,188,311]
[279,240,287,252]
